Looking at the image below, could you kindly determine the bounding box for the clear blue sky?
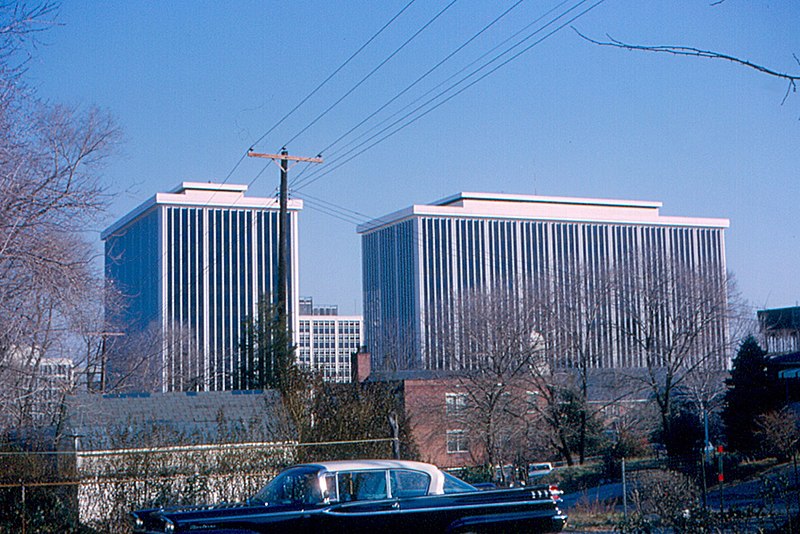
[29,0,800,316]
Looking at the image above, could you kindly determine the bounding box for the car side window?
[389,469,430,498]
[337,471,388,501]
[253,467,323,505]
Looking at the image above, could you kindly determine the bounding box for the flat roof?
[357,191,729,234]
[102,182,302,240]
[432,191,663,209]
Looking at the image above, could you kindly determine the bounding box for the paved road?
[557,462,800,532]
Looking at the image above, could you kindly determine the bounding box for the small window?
[445,393,467,417]
[446,430,468,454]
[390,469,430,498]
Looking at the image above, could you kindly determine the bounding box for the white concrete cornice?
[357,192,729,234]
[102,182,302,240]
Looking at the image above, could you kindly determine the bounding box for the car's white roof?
[303,459,438,476]
[299,460,447,494]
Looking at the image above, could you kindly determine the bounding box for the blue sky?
[29,0,800,315]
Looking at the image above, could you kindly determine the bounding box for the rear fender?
[446,509,557,534]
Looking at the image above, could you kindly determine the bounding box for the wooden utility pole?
[247,148,322,335]
[86,331,124,393]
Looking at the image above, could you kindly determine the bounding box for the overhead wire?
[310,0,527,161]
[299,197,367,227]
[317,0,574,165]
[175,2,421,284]
[222,1,606,291]
[280,0,461,150]
[291,0,591,191]
[217,0,418,189]
[289,0,566,190]
[200,0,461,301]
[294,190,376,223]
[293,0,604,192]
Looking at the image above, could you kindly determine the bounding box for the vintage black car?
[131,459,567,533]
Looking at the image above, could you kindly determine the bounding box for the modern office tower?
[359,192,730,374]
[297,305,363,383]
[102,182,301,392]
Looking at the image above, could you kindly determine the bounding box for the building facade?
[297,306,363,383]
[102,182,301,392]
[759,306,800,355]
[0,346,75,428]
[359,192,730,373]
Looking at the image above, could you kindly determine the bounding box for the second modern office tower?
[358,192,730,374]
[102,182,301,392]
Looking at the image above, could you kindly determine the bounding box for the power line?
[294,0,604,192]
[310,0,527,161]
[294,190,376,223]
[251,0,418,153]
[281,0,460,150]
[300,197,366,226]
[291,0,589,190]
[291,0,576,189]
[317,0,574,165]
[217,1,418,189]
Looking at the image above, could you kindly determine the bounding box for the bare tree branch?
[573,27,799,105]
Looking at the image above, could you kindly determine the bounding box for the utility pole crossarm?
[247,151,323,164]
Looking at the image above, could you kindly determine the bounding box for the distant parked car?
[528,462,554,478]
[132,459,566,533]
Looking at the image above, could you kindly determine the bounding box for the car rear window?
[442,472,478,494]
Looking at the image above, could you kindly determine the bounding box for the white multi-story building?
[358,192,730,373]
[102,182,301,392]
[0,346,74,427]
[297,310,363,383]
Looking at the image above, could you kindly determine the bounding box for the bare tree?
[614,264,731,446]
[541,264,616,464]
[0,1,119,429]
[755,408,800,462]
[446,285,543,469]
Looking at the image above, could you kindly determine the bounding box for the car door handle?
[392,502,400,509]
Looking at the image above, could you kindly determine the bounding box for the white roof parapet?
[357,191,729,234]
[102,182,302,240]
[432,191,663,209]
[169,182,249,194]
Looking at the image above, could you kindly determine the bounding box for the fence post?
[622,457,627,521]
[21,481,26,534]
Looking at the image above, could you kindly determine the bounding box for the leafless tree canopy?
[0,2,119,429]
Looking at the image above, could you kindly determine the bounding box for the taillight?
[549,484,562,501]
